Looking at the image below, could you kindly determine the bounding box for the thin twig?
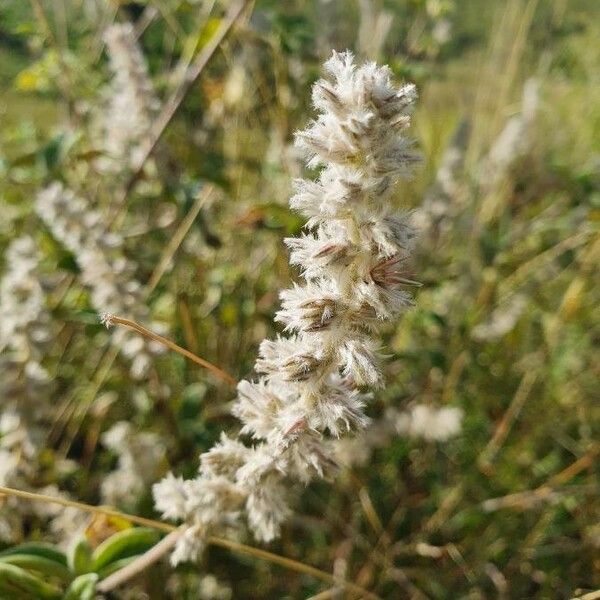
[358,487,384,535]
[146,186,214,292]
[0,485,174,533]
[481,484,599,512]
[208,537,381,600]
[0,486,380,600]
[478,369,538,471]
[481,446,599,511]
[101,314,237,386]
[117,0,251,205]
[97,528,183,593]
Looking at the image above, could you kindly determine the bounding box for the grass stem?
[101,314,237,386]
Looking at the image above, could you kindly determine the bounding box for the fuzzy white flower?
[35,182,164,378]
[335,404,463,467]
[0,236,60,541]
[398,404,464,442]
[471,294,527,342]
[0,236,52,424]
[482,79,539,185]
[153,51,422,564]
[0,236,51,362]
[100,23,159,171]
[100,421,166,508]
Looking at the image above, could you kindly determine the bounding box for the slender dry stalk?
[146,186,214,292]
[0,485,174,532]
[478,369,538,471]
[118,0,251,204]
[101,314,237,386]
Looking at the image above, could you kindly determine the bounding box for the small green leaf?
[0,554,72,583]
[0,562,62,599]
[0,542,67,566]
[67,536,93,575]
[63,573,98,600]
[57,253,80,274]
[41,133,66,170]
[91,527,160,572]
[96,555,136,579]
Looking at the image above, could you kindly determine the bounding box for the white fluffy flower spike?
[101,23,159,171]
[153,51,420,564]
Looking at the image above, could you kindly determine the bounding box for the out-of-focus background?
[0,0,598,598]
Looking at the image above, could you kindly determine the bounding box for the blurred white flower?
[100,23,159,171]
[397,404,464,442]
[35,182,164,378]
[472,294,527,342]
[100,421,166,508]
[335,404,463,467]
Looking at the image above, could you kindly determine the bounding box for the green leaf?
[41,133,67,171]
[91,527,160,572]
[63,573,98,600]
[0,563,62,599]
[0,542,67,566]
[57,253,80,274]
[0,554,72,583]
[67,536,93,575]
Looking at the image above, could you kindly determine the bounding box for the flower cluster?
[100,23,159,171]
[481,78,539,186]
[35,182,162,378]
[0,237,85,542]
[0,236,51,367]
[0,236,53,425]
[335,404,464,467]
[153,51,420,564]
[100,421,166,508]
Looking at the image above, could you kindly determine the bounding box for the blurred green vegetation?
[0,0,598,598]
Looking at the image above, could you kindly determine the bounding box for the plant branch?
[101,314,237,386]
[146,185,214,293]
[0,485,175,533]
[118,0,251,204]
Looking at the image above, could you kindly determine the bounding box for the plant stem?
[0,485,175,533]
[102,314,237,386]
[118,0,252,205]
[146,186,214,293]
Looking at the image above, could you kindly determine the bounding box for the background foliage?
[0,0,598,598]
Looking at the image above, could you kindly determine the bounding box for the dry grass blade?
[101,314,237,386]
[478,369,538,471]
[118,0,252,204]
[146,186,214,292]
